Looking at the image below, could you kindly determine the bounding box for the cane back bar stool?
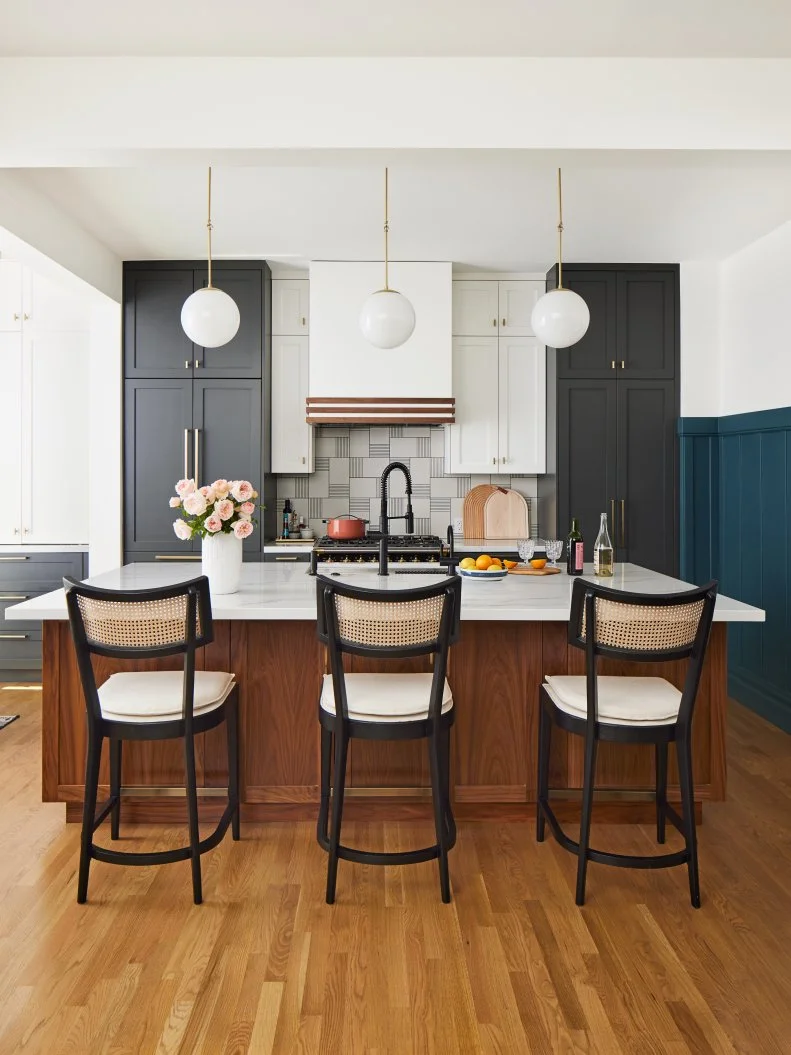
[537,576,718,907]
[64,575,240,905]
[316,573,461,904]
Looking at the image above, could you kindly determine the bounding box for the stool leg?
[77,729,103,904]
[184,733,202,905]
[326,730,348,905]
[655,742,668,845]
[677,735,701,908]
[109,738,122,840]
[536,699,551,843]
[429,731,451,903]
[317,725,332,847]
[441,726,456,849]
[227,696,241,841]
[575,734,598,906]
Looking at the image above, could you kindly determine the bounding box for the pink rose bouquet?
[170,478,260,540]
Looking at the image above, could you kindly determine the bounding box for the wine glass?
[544,539,563,568]
[517,538,536,565]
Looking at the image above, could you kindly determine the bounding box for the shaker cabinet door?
[452,282,499,336]
[0,261,24,332]
[0,334,23,542]
[192,269,263,378]
[193,379,263,553]
[124,379,196,554]
[123,269,195,378]
[498,281,543,337]
[557,379,618,561]
[616,271,676,379]
[616,379,677,575]
[271,336,313,473]
[498,337,546,474]
[555,271,618,379]
[445,337,500,474]
[271,280,309,336]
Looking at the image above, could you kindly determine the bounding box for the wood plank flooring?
[1,685,790,1053]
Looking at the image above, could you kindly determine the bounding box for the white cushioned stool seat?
[320,673,453,723]
[544,675,681,726]
[99,670,235,724]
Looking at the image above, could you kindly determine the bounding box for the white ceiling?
[19,153,791,270]
[2,0,791,57]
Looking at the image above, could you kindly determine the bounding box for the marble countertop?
[5,561,765,623]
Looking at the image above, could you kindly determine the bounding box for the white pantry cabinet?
[0,261,27,332]
[445,336,546,475]
[272,279,310,336]
[271,335,314,474]
[452,279,545,337]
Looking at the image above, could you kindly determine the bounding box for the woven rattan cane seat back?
[75,593,202,650]
[334,593,444,649]
[579,595,706,653]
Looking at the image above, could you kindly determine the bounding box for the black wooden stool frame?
[537,577,717,908]
[64,575,240,905]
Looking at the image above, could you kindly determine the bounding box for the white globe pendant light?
[359,168,416,349]
[531,168,590,349]
[181,167,240,348]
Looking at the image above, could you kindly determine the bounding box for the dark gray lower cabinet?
[124,378,263,560]
[0,552,85,681]
[556,379,676,575]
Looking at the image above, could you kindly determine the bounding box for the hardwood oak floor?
[1,686,790,1054]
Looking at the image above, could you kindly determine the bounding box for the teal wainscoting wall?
[679,407,791,733]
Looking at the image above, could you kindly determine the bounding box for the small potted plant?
[170,478,258,594]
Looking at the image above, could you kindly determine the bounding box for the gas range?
[309,532,449,575]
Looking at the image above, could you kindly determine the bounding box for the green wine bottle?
[566,517,584,576]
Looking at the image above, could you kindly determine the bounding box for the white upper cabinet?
[452,281,498,336]
[271,336,313,474]
[498,281,543,336]
[498,337,546,473]
[0,261,25,332]
[0,334,23,541]
[444,337,500,474]
[453,279,545,336]
[272,279,310,336]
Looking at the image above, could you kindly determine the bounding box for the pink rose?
[211,478,230,498]
[175,478,195,497]
[204,513,223,533]
[240,501,255,516]
[199,485,217,504]
[214,498,234,521]
[233,518,254,539]
[169,496,181,508]
[231,480,254,502]
[183,492,208,516]
[173,519,192,541]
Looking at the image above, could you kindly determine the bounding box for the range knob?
[356,556,365,563]
[343,556,351,563]
[412,556,420,562]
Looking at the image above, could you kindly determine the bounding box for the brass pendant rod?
[557,167,564,290]
[383,166,390,291]
[206,165,214,289]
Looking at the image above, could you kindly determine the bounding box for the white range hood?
[307,261,453,425]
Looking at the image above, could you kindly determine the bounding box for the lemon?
[459,557,476,570]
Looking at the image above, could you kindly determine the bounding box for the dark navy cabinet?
[122,261,275,563]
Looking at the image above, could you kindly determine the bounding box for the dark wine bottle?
[566,517,584,576]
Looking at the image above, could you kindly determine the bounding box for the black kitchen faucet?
[378,461,415,575]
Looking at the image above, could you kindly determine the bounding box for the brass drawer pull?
[275,556,298,561]
[0,633,28,640]
[154,555,202,561]
[0,594,28,601]
[0,556,28,561]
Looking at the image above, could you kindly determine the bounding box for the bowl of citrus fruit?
[457,554,510,580]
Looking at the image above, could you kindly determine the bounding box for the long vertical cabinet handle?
[194,428,200,488]
[184,428,191,480]
[620,499,626,548]
[610,499,615,544]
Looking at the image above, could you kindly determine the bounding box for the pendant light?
[181,167,241,348]
[359,168,416,349]
[531,168,590,349]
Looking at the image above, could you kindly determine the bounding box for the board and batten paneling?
[679,407,791,732]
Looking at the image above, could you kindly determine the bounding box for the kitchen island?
[7,562,764,824]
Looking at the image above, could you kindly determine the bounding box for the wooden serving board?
[463,484,498,539]
[507,564,562,576]
[483,488,530,539]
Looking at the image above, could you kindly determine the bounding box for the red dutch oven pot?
[323,514,368,540]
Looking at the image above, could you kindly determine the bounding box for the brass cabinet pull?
[301,456,306,464]
[275,556,298,561]
[154,555,201,561]
[0,594,28,601]
[194,360,201,368]
[621,360,625,369]
[0,556,27,561]
[502,317,506,327]
[610,498,615,540]
[185,360,190,369]
[23,313,30,321]
[193,428,200,486]
[13,313,20,321]
[502,456,506,464]
[492,318,497,327]
[611,361,616,370]
[301,316,306,326]
[0,634,28,640]
[492,457,496,465]
[620,499,626,548]
[183,428,190,479]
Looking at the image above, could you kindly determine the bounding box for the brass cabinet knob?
[492,318,497,327]
[502,318,506,326]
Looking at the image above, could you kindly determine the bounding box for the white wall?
[720,221,791,417]
[679,261,721,417]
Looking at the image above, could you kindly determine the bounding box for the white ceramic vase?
[201,531,243,595]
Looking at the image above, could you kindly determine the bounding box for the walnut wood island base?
[10,561,762,825]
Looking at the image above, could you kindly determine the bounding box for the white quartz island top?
[5,562,765,623]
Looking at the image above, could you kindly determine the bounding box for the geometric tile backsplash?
[276,425,538,539]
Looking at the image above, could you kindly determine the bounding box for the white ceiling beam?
[1,58,791,164]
